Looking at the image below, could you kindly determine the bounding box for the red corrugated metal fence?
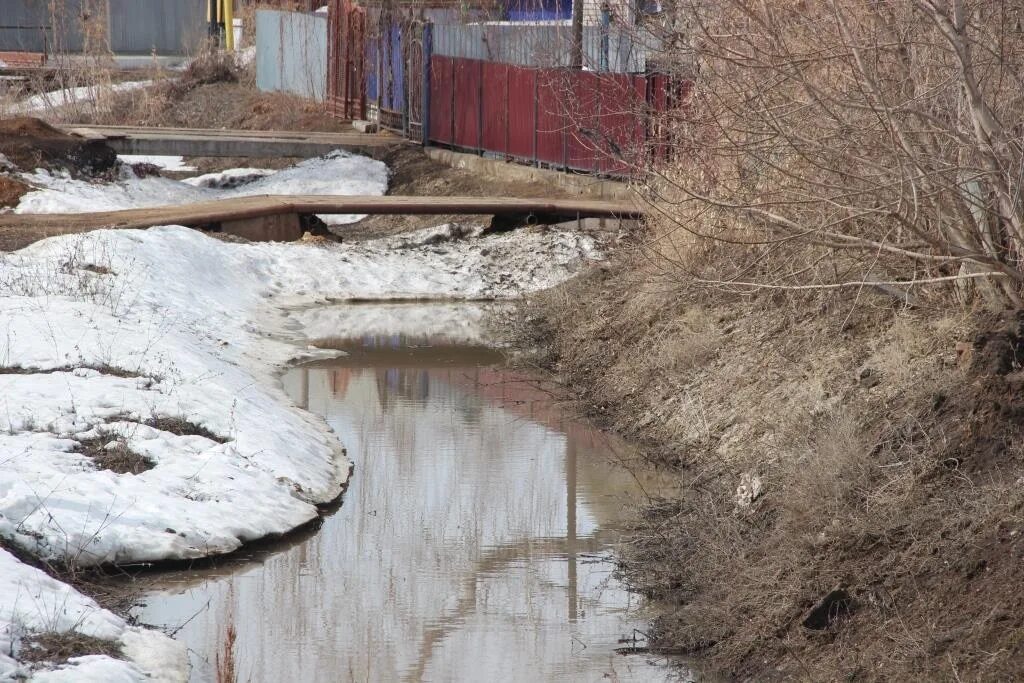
[427,55,679,177]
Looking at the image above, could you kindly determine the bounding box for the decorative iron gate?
[366,10,428,138]
[327,0,366,120]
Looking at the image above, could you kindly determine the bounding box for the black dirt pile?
[0,117,116,176]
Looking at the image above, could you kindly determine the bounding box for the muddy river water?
[132,304,685,682]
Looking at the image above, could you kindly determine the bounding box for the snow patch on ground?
[0,224,598,568]
[11,81,154,115]
[116,155,196,172]
[0,546,185,681]
[17,152,389,225]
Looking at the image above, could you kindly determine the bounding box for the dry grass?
[172,45,242,94]
[79,79,345,133]
[75,436,155,475]
[512,209,1024,680]
[19,631,122,664]
[0,363,143,378]
[144,416,227,443]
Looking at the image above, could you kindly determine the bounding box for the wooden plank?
[0,194,643,234]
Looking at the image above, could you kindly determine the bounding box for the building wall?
[0,0,83,53]
[0,0,206,55]
[107,0,208,54]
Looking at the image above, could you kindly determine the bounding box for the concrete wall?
[255,9,328,101]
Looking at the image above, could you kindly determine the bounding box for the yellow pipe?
[223,0,234,50]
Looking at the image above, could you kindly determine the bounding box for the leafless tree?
[632,0,1024,307]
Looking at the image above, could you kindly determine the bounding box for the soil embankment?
[514,235,1024,680]
[0,117,116,177]
[0,117,122,250]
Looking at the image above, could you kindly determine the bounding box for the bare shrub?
[174,42,241,93]
[635,0,1024,308]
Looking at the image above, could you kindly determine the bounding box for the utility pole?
[571,0,584,69]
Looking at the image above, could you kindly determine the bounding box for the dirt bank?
[74,71,353,134]
[0,117,116,176]
[342,146,575,241]
[513,234,1024,680]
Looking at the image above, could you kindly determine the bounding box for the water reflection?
[134,317,684,682]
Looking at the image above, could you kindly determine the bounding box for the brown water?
[133,304,686,682]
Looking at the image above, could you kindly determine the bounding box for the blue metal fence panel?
[256,10,328,101]
[366,34,378,101]
[385,24,405,113]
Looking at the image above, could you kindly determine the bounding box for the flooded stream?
[132,304,684,682]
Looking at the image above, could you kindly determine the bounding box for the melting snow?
[2,148,601,678]
[0,545,185,681]
[0,216,600,679]
[116,155,196,172]
[17,152,389,225]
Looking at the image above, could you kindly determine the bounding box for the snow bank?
[0,223,598,568]
[11,81,154,115]
[0,547,185,681]
[17,152,389,226]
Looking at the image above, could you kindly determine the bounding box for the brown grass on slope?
[513,221,1024,681]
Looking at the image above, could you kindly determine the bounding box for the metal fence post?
[477,58,484,154]
[533,71,538,167]
[422,22,432,146]
[600,4,610,72]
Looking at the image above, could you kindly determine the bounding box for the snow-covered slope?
[0,547,185,681]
